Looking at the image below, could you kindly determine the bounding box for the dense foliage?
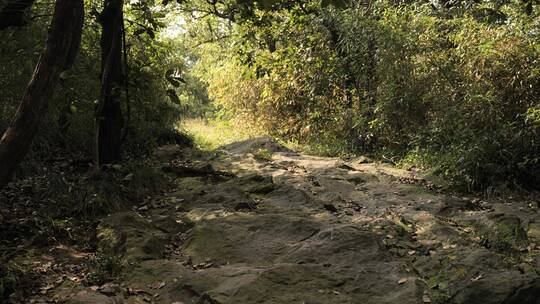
[179,0,540,191]
[0,0,184,169]
[0,0,539,189]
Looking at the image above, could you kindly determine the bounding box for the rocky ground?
[27,138,540,303]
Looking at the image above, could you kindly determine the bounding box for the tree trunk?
[95,0,124,166]
[0,0,36,29]
[0,0,84,187]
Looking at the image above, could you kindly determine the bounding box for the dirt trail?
[54,138,540,304]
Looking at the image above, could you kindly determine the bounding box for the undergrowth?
[0,159,170,301]
[181,118,262,150]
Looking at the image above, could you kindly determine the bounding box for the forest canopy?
[0,0,539,188]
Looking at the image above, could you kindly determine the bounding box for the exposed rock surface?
[45,140,540,304]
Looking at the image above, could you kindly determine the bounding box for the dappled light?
[1,0,540,303]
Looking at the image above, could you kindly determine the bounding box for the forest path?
[59,138,540,304]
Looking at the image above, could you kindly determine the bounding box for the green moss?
[254,148,273,161]
[478,214,528,253]
[422,259,473,304]
[177,177,206,191]
[142,235,167,259]
[97,228,118,250]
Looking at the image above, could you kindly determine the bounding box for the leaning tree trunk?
[0,0,84,187]
[95,0,124,166]
[0,0,36,29]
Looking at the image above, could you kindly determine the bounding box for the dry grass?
[180,118,262,150]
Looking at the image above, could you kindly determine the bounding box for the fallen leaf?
[149,281,166,289]
[398,278,408,284]
[137,205,149,211]
[471,274,483,282]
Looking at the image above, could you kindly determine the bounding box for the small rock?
[99,283,121,296]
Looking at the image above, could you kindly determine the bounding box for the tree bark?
[0,0,84,187]
[95,0,124,165]
[0,0,36,29]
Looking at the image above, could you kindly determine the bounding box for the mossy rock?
[527,222,540,243]
[141,235,167,259]
[479,214,528,252]
[150,214,195,234]
[97,212,167,261]
[177,177,206,191]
